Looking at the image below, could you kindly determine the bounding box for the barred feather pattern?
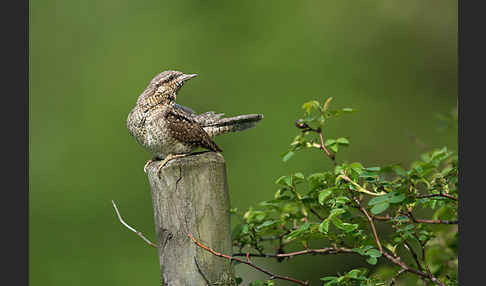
[201,114,264,137]
[127,70,264,160]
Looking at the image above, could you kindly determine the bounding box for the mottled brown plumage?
[166,107,222,153]
[126,70,263,174]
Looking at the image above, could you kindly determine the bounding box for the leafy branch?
[230,98,458,286]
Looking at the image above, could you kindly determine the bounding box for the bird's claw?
[156,159,170,178]
[156,154,187,178]
[143,159,155,174]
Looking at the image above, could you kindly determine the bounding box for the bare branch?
[111,200,158,248]
[340,172,387,196]
[373,214,458,225]
[390,269,406,286]
[194,257,211,286]
[318,130,336,162]
[233,247,355,259]
[184,224,309,286]
[404,241,423,272]
[353,198,446,286]
[417,193,457,201]
[309,207,324,220]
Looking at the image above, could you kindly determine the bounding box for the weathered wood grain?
[146,152,236,286]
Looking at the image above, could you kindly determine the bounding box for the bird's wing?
[194,111,225,126]
[174,103,197,117]
[173,104,225,125]
[166,107,223,152]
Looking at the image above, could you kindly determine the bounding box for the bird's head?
[138,70,197,106]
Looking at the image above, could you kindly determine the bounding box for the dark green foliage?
[231,99,458,285]
[321,269,385,286]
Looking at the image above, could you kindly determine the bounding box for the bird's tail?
[200,113,264,137]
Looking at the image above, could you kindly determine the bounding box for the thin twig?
[413,218,458,224]
[184,224,309,286]
[417,193,457,201]
[309,207,324,220]
[373,214,458,225]
[318,130,336,162]
[194,257,211,286]
[354,198,383,253]
[390,269,406,286]
[232,247,355,259]
[404,241,423,272]
[353,198,446,286]
[295,121,336,163]
[340,172,386,196]
[412,232,433,281]
[111,200,158,248]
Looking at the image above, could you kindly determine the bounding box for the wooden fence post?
[146,151,236,286]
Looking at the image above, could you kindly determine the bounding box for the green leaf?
[329,144,338,153]
[368,195,389,206]
[247,210,266,223]
[366,256,378,265]
[393,165,407,176]
[335,196,351,205]
[318,189,333,205]
[370,202,390,214]
[365,249,382,258]
[231,224,242,239]
[282,151,294,162]
[347,269,362,278]
[285,222,311,240]
[325,139,336,145]
[333,218,358,232]
[302,100,320,113]
[392,215,409,222]
[342,108,355,113]
[329,208,346,218]
[349,162,364,174]
[319,219,330,233]
[389,193,405,204]
[293,172,305,181]
[365,167,381,172]
[321,276,339,281]
[275,175,292,187]
[331,216,344,228]
[334,165,344,175]
[256,220,278,231]
[404,224,415,231]
[275,176,286,185]
[322,97,334,111]
[336,137,350,145]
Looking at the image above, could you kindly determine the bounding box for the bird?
[126,70,264,177]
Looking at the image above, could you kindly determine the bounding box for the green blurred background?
[30,0,457,285]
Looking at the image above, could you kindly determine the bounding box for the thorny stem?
[184,224,309,286]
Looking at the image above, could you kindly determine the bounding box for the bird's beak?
[179,73,198,82]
